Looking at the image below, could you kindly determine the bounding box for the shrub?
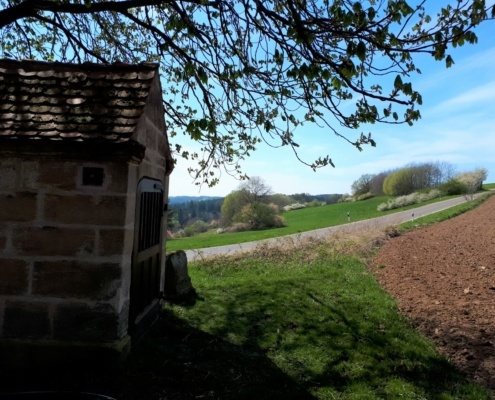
[226,222,252,233]
[440,179,467,195]
[455,168,488,195]
[183,220,210,237]
[283,203,306,211]
[377,189,442,211]
[383,167,414,196]
[307,199,323,207]
[236,202,285,229]
[355,192,374,201]
[338,194,354,203]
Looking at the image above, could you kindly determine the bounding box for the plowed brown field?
[373,194,495,392]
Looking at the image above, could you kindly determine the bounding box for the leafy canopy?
[1,0,493,186]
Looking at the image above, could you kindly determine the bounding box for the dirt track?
[373,194,495,392]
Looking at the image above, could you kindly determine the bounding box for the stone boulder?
[164,250,194,300]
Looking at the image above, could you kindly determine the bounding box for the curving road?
[185,194,487,262]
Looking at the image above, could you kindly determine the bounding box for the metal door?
[129,178,164,334]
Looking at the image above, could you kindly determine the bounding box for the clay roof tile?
[0,58,158,142]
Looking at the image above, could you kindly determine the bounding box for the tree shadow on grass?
[188,276,491,399]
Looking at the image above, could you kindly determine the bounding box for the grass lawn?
[148,238,490,399]
[167,195,459,251]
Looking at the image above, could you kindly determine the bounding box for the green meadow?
[166,194,455,251]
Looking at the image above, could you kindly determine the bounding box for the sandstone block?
[13,226,95,257]
[44,194,127,225]
[53,302,119,341]
[0,192,37,222]
[33,260,121,300]
[0,232,6,251]
[99,228,126,257]
[104,163,129,193]
[3,301,50,339]
[19,161,39,190]
[0,159,17,191]
[39,161,78,190]
[0,259,28,295]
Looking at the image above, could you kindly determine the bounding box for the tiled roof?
[0,59,159,142]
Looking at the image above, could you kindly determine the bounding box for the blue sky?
[169,17,495,197]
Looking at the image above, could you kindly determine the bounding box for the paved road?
[185,194,486,262]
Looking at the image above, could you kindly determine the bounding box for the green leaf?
[445,55,454,68]
[356,41,366,62]
[402,82,412,95]
[197,67,208,84]
[394,75,403,89]
[198,118,208,130]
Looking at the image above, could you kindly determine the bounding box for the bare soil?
[373,194,495,393]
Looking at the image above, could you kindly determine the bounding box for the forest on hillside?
[169,193,341,230]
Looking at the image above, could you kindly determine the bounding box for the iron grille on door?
[138,191,163,251]
[130,179,164,333]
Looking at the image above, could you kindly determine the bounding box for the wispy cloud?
[430,81,495,114]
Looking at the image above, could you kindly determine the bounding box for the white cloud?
[430,81,495,114]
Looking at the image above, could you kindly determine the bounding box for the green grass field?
[166,194,456,251]
[131,190,493,398]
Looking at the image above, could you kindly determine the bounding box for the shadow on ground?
[0,309,315,400]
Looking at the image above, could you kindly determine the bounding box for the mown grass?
[155,234,491,399]
[167,194,459,251]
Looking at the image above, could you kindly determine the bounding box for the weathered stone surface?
[39,161,78,190]
[0,231,7,251]
[19,161,39,190]
[99,228,126,257]
[53,302,119,341]
[0,192,37,222]
[101,163,129,193]
[0,159,17,191]
[12,226,95,256]
[33,261,121,300]
[44,194,127,225]
[0,259,28,295]
[3,301,50,339]
[164,250,194,299]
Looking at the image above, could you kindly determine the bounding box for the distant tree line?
[169,198,224,230]
[169,179,343,237]
[350,161,487,200]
